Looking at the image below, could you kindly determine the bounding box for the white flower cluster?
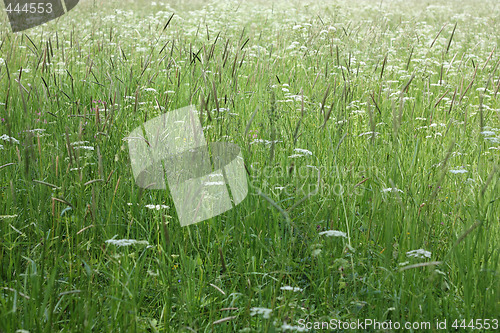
[105,237,149,247]
[289,148,313,158]
[145,204,169,210]
[449,169,468,174]
[319,230,347,238]
[280,286,303,292]
[0,134,20,144]
[250,307,272,319]
[382,187,403,193]
[406,249,432,259]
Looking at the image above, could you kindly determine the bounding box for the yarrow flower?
[0,134,20,144]
[105,236,149,247]
[406,249,432,259]
[280,286,303,292]
[294,148,313,155]
[250,139,282,145]
[203,181,225,186]
[145,204,169,210]
[250,307,272,319]
[289,148,313,158]
[319,230,347,238]
[72,146,95,151]
[449,169,468,174]
[382,187,403,193]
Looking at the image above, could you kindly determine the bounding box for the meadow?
[0,0,499,331]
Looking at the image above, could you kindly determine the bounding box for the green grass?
[0,0,499,331]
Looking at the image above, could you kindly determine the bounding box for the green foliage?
[0,0,499,331]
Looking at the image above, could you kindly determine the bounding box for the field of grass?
[0,0,499,331]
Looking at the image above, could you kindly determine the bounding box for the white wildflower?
[319,230,347,238]
[250,307,272,319]
[311,248,322,257]
[74,146,94,151]
[406,249,431,259]
[145,204,169,210]
[71,141,90,146]
[147,269,159,276]
[359,132,380,137]
[287,42,300,50]
[294,148,312,155]
[203,181,225,186]
[280,286,303,292]
[351,110,365,114]
[27,128,46,133]
[0,134,20,144]
[382,188,403,193]
[209,173,223,178]
[0,215,18,219]
[286,94,306,102]
[249,139,282,145]
[449,169,468,174]
[485,137,500,143]
[105,237,149,247]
